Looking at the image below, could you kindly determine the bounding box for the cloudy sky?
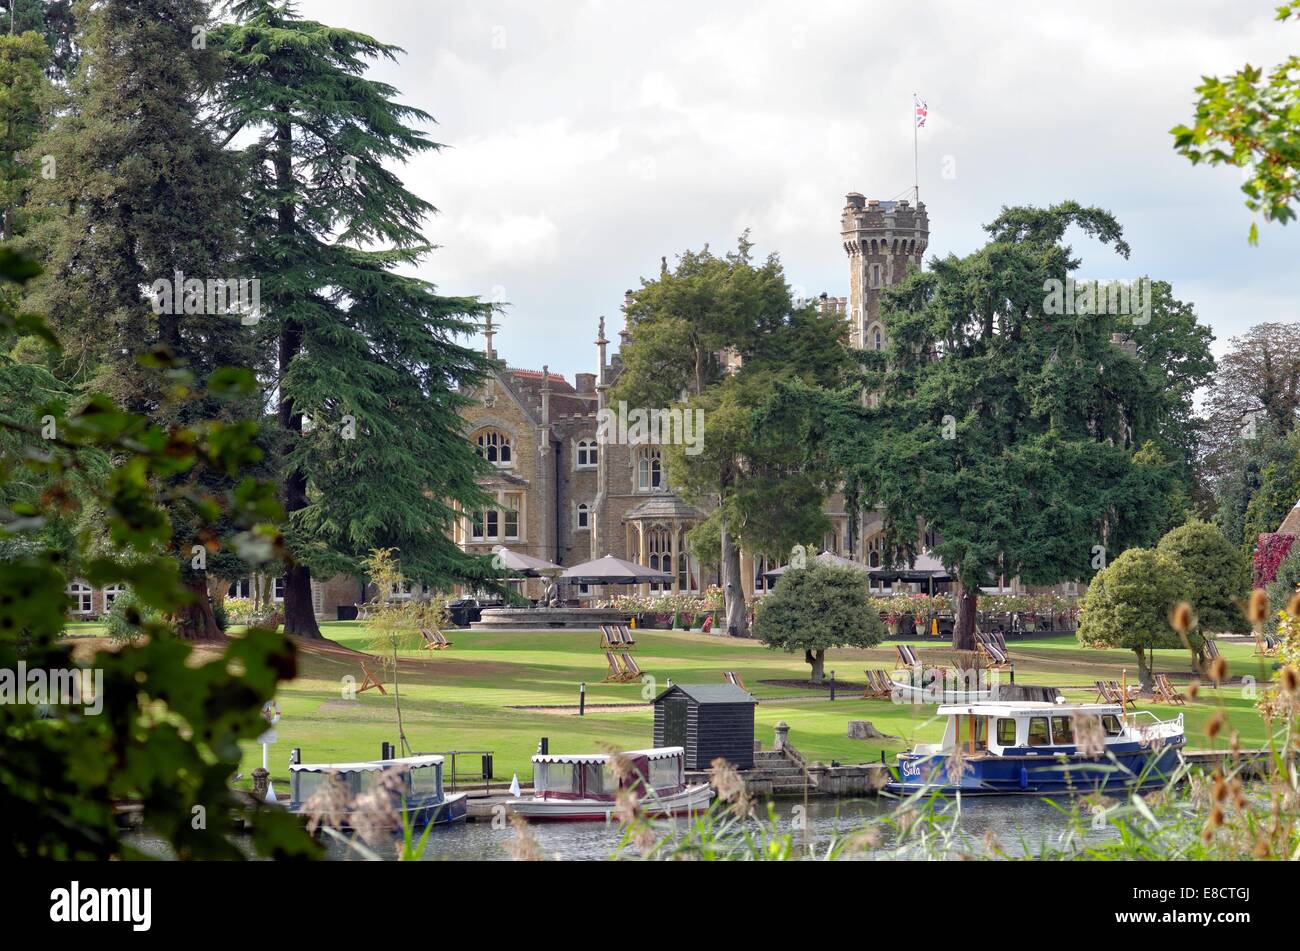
[302,0,1300,381]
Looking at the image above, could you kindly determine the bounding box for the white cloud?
[299,0,1300,379]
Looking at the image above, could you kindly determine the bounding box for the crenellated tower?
[841,193,929,350]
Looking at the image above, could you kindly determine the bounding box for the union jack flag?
[914,96,927,128]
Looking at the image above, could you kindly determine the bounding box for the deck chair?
[1255,633,1281,656]
[895,643,923,672]
[1154,673,1186,705]
[432,629,452,649]
[1106,680,1138,709]
[602,651,624,683]
[357,660,387,695]
[615,624,635,648]
[1203,638,1221,661]
[599,625,620,649]
[989,629,1008,652]
[620,652,643,682]
[722,671,746,690]
[862,669,890,699]
[1093,680,1113,703]
[980,642,1013,670]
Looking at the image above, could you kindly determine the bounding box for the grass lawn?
[200,623,1276,783]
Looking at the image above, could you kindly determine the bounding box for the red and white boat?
[506,746,714,822]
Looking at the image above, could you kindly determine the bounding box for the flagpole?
[912,93,919,205]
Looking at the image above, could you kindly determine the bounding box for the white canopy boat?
[289,754,468,829]
[506,746,714,822]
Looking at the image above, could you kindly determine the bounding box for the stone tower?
[841,193,929,350]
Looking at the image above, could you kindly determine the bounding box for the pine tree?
[214,1,496,636]
[30,0,258,638]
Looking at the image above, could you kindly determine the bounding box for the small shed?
[652,683,758,770]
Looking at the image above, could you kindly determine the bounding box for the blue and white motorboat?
[885,701,1185,797]
[289,754,468,830]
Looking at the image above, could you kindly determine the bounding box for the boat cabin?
[289,754,447,809]
[532,747,686,802]
[913,702,1181,757]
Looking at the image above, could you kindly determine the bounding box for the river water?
[321,795,1117,861]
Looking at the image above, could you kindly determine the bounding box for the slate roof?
[653,683,757,705]
[623,495,702,521]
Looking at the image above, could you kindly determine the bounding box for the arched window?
[647,526,671,592]
[67,581,93,615]
[637,448,663,491]
[867,536,883,569]
[475,429,512,467]
[576,439,598,468]
[576,503,590,529]
[874,328,883,351]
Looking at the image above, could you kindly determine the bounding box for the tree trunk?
[952,582,978,651]
[806,648,825,684]
[1134,648,1153,692]
[282,563,320,638]
[172,573,224,641]
[720,522,747,637]
[272,109,321,640]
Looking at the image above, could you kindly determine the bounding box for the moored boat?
[289,754,468,829]
[885,701,1184,797]
[506,746,714,821]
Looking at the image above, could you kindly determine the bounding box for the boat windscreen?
[535,761,581,796]
[409,764,442,799]
[293,769,345,803]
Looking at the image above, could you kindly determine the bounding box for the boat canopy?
[291,754,445,773]
[935,702,1122,718]
[531,746,684,765]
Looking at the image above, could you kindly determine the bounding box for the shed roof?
[653,683,757,705]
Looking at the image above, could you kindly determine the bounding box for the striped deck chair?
[1256,633,1281,656]
[603,651,624,682]
[1203,638,1221,661]
[1154,673,1185,705]
[862,670,890,699]
[419,626,440,650]
[617,624,636,648]
[432,629,452,649]
[989,629,1009,652]
[981,642,1012,670]
[599,625,619,649]
[1106,680,1138,709]
[620,652,643,682]
[722,671,746,690]
[895,643,923,672]
[1093,680,1113,703]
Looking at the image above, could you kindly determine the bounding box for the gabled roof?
[653,683,757,705]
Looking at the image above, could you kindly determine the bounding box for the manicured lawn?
[213,623,1277,783]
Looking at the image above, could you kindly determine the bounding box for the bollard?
[538,736,549,756]
[289,747,301,766]
[579,682,586,717]
[251,766,270,802]
[830,670,836,702]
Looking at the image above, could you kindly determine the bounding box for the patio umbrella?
[865,551,954,584]
[491,546,563,577]
[560,554,674,585]
[762,550,870,580]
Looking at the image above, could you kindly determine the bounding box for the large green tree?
[1156,520,1250,634]
[1077,547,1198,690]
[617,237,850,635]
[771,202,1215,650]
[754,562,883,683]
[213,0,498,636]
[0,28,49,242]
[30,0,260,638]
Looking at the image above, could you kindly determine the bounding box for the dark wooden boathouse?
[652,684,757,770]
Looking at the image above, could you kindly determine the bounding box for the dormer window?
[476,429,512,467]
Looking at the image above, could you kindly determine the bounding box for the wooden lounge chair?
[1203,638,1221,661]
[1107,680,1138,709]
[620,652,643,682]
[616,624,635,648]
[980,642,1012,670]
[862,669,893,699]
[1093,680,1113,703]
[599,625,620,649]
[722,671,746,690]
[603,651,625,683]
[1154,673,1186,705]
[989,629,1008,652]
[420,627,451,650]
[1255,633,1281,656]
[358,660,387,695]
[895,643,923,671]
